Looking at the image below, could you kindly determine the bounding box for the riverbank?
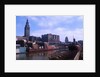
[16,48,59,54]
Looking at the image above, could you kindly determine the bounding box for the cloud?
[27,16,83,29]
[31,29,51,37]
[31,28,83,42]
[25,16,83,42]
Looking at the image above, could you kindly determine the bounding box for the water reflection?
[16,49,67,60]
[16,50,65,60]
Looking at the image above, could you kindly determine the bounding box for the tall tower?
[73,36,76,43]
[65,36,69,43]
[24,19,30,38]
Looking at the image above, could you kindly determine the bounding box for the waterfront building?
[16,36,27,41]
[42,33,60,44]
[29,36,42,42]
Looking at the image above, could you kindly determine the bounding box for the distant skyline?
[16,16,83,42]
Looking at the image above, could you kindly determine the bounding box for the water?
[16,49,68,60]
[16,50,56,60]
[16,47,26,53]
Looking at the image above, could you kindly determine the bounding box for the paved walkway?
[74,51,81,60]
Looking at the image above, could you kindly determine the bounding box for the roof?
[16,36,27,40]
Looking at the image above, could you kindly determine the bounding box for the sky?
[16,16,83,42]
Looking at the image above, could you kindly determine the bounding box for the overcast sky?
[16,16,83,42]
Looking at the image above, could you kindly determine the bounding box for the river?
[16,49,68,60]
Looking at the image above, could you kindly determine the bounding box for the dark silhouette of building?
[73,37,76,44]
[16,40,25,47]
[24,19,30,39]
[42,33,60,44]
[16,36,27,40]
[78,40,83,46]
[29,36,42,42]
[65,36,69,43]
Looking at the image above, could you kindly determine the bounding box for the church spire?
[25,19,29,27]
[24,19,30,39]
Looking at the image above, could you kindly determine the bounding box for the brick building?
[42,33,60,44]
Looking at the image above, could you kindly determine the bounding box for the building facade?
[78,40,83,46]
[16,36,27,41]
[65,36,69,43]
[29,36,42,42]
[42,33,60,44]
[73,37,76,44]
